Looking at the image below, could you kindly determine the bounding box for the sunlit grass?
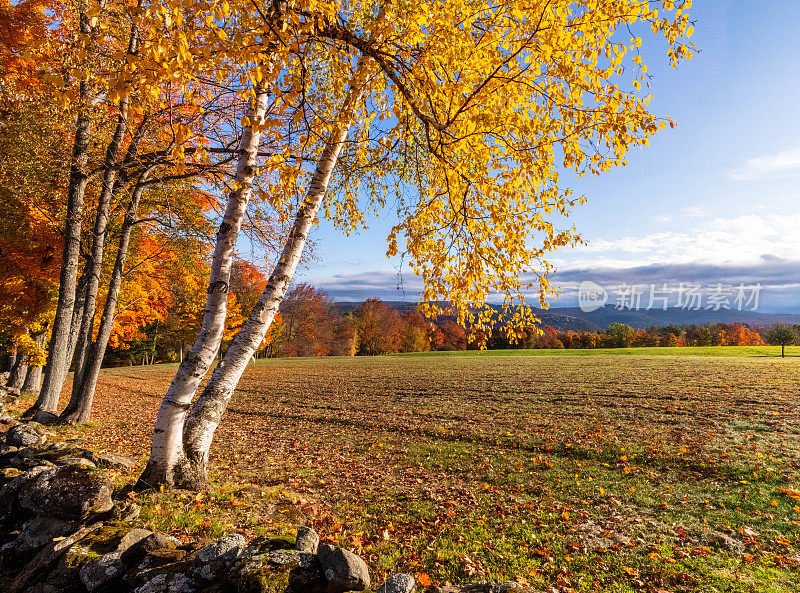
[10,352,800,591]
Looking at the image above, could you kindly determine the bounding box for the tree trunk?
[27,83,92,415]
[7,352,26,389]
[21,329,47,394]
[62,20,139,421]
[136,88,270,489]
[60,174,150,424]
[63,105,130,418]
[21,364,42,395]
[66,267,90,375]
[180,55,374,489]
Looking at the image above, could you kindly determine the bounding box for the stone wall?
[0,392,531,593]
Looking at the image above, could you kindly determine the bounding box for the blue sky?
[290,1,800,313]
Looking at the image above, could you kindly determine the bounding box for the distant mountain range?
[333,301,800,331]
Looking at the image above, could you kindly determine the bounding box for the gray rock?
[190,533,246,582]
[133,572,198,593]
[288,552,326,593]
[268,549,302,565]
[0,465,50,510]
[96,451,137,468]
[32,410,60,425]
[56,456,97,469]
[295,526,320,553]
[196,533,246,563]
[18,515,77,551]
[80,554,127,591]
[119,529,155,553]
[8,454,55,470]
[316,543,370,592]
[6,422,49,447]
[79,528,152,591]
[17,464,114,519]
[377,574,416,593]
[120,531,178,566]
[4,447,55,469]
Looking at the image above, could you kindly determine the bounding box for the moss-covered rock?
[6,422,49,447]
[61,522,136,568]
[230,537,309,593]
[17,464,114,519]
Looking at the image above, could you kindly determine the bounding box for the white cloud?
[728,147,800,181]
[553,211,800,269]
[682,205,708,218]
[650,206,707,224]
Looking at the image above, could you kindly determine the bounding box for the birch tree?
[135,87,270,486]
[131,0,694,488]
[177,54,379,488]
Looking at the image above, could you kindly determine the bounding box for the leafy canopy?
[72,0,696,339]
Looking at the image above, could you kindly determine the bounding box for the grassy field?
[13,348,800,592]
[397,346,800,358]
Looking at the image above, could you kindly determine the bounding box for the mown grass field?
[13,347,800,592]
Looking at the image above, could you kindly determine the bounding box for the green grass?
[30,351,800,592]
[394,345,800,358]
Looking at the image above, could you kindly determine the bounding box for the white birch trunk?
[181,55,375,487]
[136,89,270,489]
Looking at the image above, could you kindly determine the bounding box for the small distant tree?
[328,315,357,356]
[356,299,402,356]
[660,332,679,348]
[438,321,467,351]
[608,323,635,348]
[764,324,799,358]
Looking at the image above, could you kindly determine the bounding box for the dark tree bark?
[61,172,150,424]
[28,77,93,414]
[7,352,26,389]
[21,328,47,394]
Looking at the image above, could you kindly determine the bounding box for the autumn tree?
[279,284,336,357]
[0,17,67,393]
[437,320,467,351]
[660,332,679,347]
[764,323,798,358]
[356,299,402,356]
[135,0,695,488]
[608,323,635,348]
[328,315,357,356]
[398,312,432,353]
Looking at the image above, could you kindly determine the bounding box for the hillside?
[333,301,800,331]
